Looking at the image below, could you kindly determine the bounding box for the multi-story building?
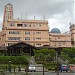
[0,31,3,46]
[49,28,71,47]
[70,24,75,47]
[0,3,49,47]
[0,3,74,48]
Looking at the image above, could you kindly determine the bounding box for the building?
[0,3,74,49]
[70,24,75,47]
[49,28,71,47]
[0,31,3,46]
[0,3,49,47]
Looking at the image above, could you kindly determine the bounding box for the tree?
[61,47,75,64]
[34,48,55,62]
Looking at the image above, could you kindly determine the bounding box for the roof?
[51,28,61,33]
[7,41,35,48]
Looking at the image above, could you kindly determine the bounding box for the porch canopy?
[7,42,35,56]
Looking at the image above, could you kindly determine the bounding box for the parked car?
[59,64,69,72]
[25,64,36,72]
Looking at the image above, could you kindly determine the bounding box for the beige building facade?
[3,19,49,47]
[0,3,49,47]
[0,3,74,48]
[49,33,71,47]
[70,24,75,47]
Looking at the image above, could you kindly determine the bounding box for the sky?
[0,0,74,33]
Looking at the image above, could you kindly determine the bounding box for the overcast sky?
[0,0,74,33]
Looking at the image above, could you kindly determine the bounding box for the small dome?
[6,3,12,6]
[51,28,61,33]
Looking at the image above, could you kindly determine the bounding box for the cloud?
[0,22,2,31]
[0,15,3,31]
[0,0,74,32]
[48,10,72,33]
[3,0,72,20]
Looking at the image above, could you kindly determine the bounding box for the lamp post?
[18,64,21,71]
[56,51,59,75]
[8,61,11,73]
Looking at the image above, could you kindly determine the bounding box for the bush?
[44,62,58,70]
[0,56,29,65]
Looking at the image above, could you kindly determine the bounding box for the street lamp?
[8,61,11,72]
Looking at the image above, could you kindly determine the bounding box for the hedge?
[0,56,29,64]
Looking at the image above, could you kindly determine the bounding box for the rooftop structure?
[51,28,61,33]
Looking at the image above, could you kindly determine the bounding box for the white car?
[28,64,36,72]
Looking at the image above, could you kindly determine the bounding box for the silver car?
[28,64,36,72]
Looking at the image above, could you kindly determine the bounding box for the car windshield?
[29,64,35,67]
[62,64,68,66]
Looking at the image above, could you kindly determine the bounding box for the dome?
[51,28,61,33]
[6,3,12,6]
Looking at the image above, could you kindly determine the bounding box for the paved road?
[29,72,75,75]
[1,71,75,75]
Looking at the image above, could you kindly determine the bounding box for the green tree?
[34,48,55,62]
[61,47,75,64]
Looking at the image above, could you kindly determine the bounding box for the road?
[2,71,75,75]
[28,72,75,75]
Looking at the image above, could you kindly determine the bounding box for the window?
[35,44,41,47]
[33,37,41,40]
[33,38,41,40]
[33,32,35,35]
[33,24,41,27]
[36,24,41,27]
[24,24,31,27]
[33,24,35,27]
[9,31,20,34]
[54,45,56,46]
[49,38,51,40]
[9,22,15,26]
[6,7,8,10]
[58,37,60,39]
[58,42,61,44]
[8,43,13,46]
[59,44,61,46]
[33,32,41,35]
[28,24,31,27]
[36,32,41,34]
[63,42,65,44]
[25,37,30,40]
[8,37,20,40]
[17,24,23,27]
[25,31,30,35]
[8,14,9,19]
[33,37,35,40]
[36,44,41,45]
[24,24,27,27]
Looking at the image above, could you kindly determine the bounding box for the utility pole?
[57,52,59,75]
